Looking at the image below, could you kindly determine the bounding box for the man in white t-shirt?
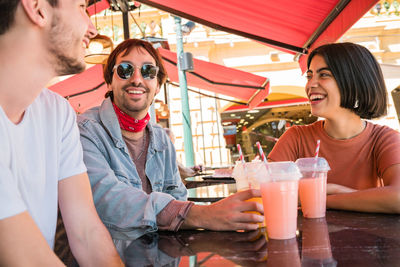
[0,0,123,266]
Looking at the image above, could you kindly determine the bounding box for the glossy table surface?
[184,173,236,202]
[111,210,400,266]
[184,173,235,189]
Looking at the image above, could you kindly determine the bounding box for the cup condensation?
[256,161,302,239]
[296,157,330,218]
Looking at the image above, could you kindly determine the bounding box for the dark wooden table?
[112,210,400,266]
[185,173,236,202]
[184,173,235,189]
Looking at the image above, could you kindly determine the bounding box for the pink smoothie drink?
[261,179,299,239]
[299,174,327,218]
[296,158,330,219]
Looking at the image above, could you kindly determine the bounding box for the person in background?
[268,42,400,214]
[164,127,203,180]
[0,0,123,266]
[78,39,263,239]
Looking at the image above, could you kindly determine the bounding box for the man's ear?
[20,0,49,28]
[155,84,161,95]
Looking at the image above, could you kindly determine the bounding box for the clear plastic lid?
[245,161,268,188]
[232,161,268,190]
[295,157,331,172]
[256,161,302,183]
[232,161,245,179]
[232,162,247,190]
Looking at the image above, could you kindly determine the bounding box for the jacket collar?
[99,98,167,152]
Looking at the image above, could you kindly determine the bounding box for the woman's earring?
[354,100,359,109]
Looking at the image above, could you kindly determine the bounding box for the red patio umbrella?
[49,64,108,114]
[136,0,378,71]
[158,48,269,110]
[87,0,110,16]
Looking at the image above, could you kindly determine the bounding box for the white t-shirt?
[0,88,87,248]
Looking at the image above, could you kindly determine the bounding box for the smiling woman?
[268,42,400,214]
[307,43,387,120]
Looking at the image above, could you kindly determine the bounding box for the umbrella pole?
[174,16,195,167]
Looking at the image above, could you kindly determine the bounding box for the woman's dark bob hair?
[103,38,167,99]
[307,42,387,119]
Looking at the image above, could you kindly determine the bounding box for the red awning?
[158,48,270,109]
[137,0,378,71]
[87,0,110,16]
[49,64,108,114]
[223,98,309,113]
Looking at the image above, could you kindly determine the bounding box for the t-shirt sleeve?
[268,126,300,162]
[58,101,87,180]
[375,127,400,178]
[0,166,27,220]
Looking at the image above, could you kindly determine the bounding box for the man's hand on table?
[182,189,264,231]
[178,163,203,179]
[191,164,203,173]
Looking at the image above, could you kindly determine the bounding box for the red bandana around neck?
[112,103,150,132]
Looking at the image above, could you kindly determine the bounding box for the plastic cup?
[232,161,268,228]
[232,161,250,191]
[301,218,337,266]
[296,157,330,218]
[256,161,302,240]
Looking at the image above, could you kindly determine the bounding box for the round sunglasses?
[113,62,159,80]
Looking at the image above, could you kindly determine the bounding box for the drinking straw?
[256,141,267,164]
[237,143,251,188]
[312,139,321,178]
[237,144,245,164]
[256,141,271,178]
[314,139,321,158]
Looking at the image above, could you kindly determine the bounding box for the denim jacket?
[77,98,187,239]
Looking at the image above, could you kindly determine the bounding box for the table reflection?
[301,218,336,267]
[109,211,400,267]
[267,238,300,267]
[114,229,268,267]
[114,233,179,267]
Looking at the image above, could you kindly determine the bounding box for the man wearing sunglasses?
[0,0,123,266]
[78,39,264,238]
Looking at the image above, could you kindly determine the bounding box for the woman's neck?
[323,115,366,140]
